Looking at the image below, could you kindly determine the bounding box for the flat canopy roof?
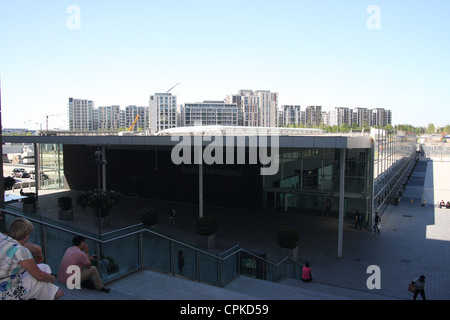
[3,130,372,149]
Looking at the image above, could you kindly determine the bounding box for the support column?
[34,143,40,197]
[102,145,106,191]
[338,148,346,258]
[198,143,203,218]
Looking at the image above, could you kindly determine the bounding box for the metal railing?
[1,208,303,288]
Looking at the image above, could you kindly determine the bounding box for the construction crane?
[128,115,140,131]
[167,83,179,93]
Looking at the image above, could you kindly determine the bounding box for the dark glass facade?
[263,147,372,224]
[16,131,416,230]
[372,129,417,215]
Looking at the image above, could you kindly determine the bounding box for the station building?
[3,126,417,239]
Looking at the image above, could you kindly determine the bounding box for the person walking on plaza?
[355,211,362,230]
[301,262,312,282]
[410,275,426,300]
[57,235,110,293]
[0,218,63,300]
[373,212,381,233]
[169,208,176,225]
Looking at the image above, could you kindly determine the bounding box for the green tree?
[426,123,435,134]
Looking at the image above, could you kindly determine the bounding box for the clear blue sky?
[1,0,449,130]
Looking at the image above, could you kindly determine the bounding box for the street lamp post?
[94,149,107,237]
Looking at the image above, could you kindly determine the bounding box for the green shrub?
[138,207,159,226]
[57,196,73,210]
[195,216,218,236]
[277,226,299,249]
[76,190,122,217]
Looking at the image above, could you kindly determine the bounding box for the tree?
[76,190,122,217]
[426,123,435,134]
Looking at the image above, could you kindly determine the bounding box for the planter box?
[23,202,36,214]
[197,234,215,249]
[281,246,299,261]
[58,209,73,221]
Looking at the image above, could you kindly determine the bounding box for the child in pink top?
[301,262,312,282]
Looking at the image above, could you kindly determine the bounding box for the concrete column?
[102,145,106,191]
[34,143,40,197]
[338,148,346,258]
[199,145,203,218]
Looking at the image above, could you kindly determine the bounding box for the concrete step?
[59,268,401,300]
[225,276,398,300]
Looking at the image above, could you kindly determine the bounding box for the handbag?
[408,283,417,294]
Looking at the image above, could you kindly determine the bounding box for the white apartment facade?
[149,93,178,133]
[227,90,278,127]
[181,101,239,127]
[371,108,392,127]
[97,105,121,131]
[68,98,94,131]
[124,105,149,130]
[280,105,301,126]
[352,108,371,128]
[329,107,352,127]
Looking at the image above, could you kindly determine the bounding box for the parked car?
[21,171,31,178]
[11,167,32,178]
[12,168,26,178]
[29,170,49,180]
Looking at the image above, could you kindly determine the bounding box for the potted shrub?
[57,196,73,221]
[195,216,218,249]
[3,176,16,190]
[138,207,159,228]
[277,226,299,261]
[21,191,37,214]
[76,190,122,228]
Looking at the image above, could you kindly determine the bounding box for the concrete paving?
[5,157,450,300]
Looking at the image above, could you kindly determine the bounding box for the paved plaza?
[5,157,450,300]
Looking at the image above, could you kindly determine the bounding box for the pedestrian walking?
[169,208,176,225]
[355,211,362,230]
[373,212,381,233]
[410,275,426,300]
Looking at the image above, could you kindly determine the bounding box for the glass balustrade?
[1,208,303,288]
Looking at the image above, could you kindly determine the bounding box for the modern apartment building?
[124,105,149,130]
[68,98,150,132]
[239,90,259,127]
[352,107,371,128]
[278,106,392,128]
[372,108,392,128]
[97,105,121,131]
[181,101,239,127]
[149,93,178,133]
[329,107,352,127]
[280,105,301,126]
[68,98,94,131]
[226,90,278,127]
[304,106,322,127]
